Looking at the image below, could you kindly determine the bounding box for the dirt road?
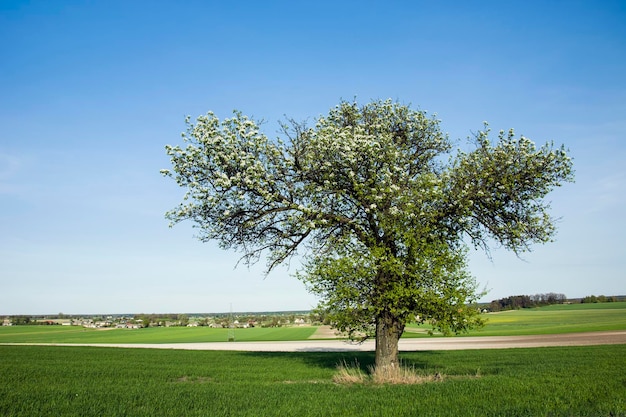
[4,330,625,352]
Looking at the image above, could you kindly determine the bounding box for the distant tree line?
[489,293,567,312]
[581,295,620,303]
[8,316,33,325]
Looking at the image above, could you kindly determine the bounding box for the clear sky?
[1,1,624,315]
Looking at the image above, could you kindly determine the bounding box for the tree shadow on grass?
[241,350,441,373]
[241,351,371,372]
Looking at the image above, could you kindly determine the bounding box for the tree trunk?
[375,310,405,370]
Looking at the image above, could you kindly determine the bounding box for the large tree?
[162,99,573,369]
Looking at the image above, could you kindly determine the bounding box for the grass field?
[1,344,625,416]
[0,325,318,344]
[2,302,625,344]
[405,301,626,337]
[474,302,626,336]
[1,303,625,416]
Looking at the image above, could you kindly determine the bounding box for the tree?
[178,314,189,327]
[162,99,573,370]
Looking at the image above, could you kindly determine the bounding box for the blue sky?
[1,1,624,315]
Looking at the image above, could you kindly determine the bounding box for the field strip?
[2,330,625,352]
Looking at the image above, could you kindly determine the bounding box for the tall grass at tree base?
[334,360,447,385]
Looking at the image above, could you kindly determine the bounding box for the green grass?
[1,344,625,416]
[0,325,317,344]
[531,302,626,311]
[405,301,626,337]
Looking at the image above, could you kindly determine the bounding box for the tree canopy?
[162,99,574,369]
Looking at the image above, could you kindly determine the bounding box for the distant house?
[116,322,139,329]
[2,319,12,326]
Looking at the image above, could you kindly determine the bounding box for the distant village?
[3,294,623,328]
[2,311,320,328]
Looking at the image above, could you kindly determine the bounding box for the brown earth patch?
[308,325,344,339]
